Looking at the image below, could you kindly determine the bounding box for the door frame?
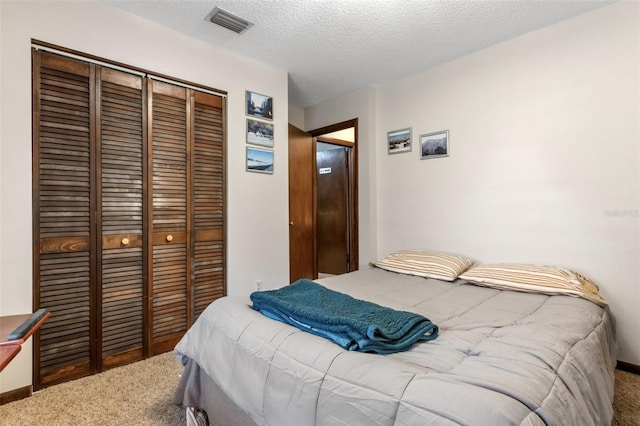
[308,118,359,273]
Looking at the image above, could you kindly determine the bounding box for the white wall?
[0,0,289,393]
[375,1,639,364]
[288,104,305,130]
[305,86,378,268]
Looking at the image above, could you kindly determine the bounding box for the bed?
[174,258,617,426]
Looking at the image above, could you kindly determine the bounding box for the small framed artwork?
[420,130,449,160]
[246,118,274,148]
[246,146,274,174]
[246,90,273,120]
[387,128,412,154]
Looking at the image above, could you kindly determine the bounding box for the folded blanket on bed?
[250,279,438,354]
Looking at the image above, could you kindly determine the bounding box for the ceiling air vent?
[207,7,253,34]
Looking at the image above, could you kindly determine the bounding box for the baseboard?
[0,385,31,405]
[616,360,640,375]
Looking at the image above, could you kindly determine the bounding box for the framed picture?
[420,130,449,160]
[246,91,273,120]
[387,128,412,154]
[246,118,274,148]
[246,146,274,174]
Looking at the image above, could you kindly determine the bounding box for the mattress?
[174,267,617,425]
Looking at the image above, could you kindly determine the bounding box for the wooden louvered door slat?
[33,50,96,389]
[192,91,225,319]
[149,80,190,354]
[97,68,146,369]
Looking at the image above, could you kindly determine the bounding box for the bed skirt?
[174,356,257,426]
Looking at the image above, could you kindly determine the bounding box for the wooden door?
[316,148,349,275]
[33,45,227,388]
[33,51,96,388]
[288,124,316,282]
[147,83,226,352]
[97,67,145,369]
[148,80,190,355]
[307,119,359,275]
[191,91,225,319]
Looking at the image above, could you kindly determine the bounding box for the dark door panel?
[316,148,348,275]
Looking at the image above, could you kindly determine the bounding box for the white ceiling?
[103,0,614,108]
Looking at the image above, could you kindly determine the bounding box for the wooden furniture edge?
[616,360,640,375]
[1,311,51,374]
[0,311,51,347]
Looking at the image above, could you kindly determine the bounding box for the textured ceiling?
[103,0,613,108]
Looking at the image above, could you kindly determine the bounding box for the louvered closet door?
[33,51,96,388]
[192,91,225,319]
[33,46,227,388]
[97,68,145,369]
[148,80,190,354]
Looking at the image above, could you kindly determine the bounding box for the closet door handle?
[121,237,130,246]
[166,234,174,242]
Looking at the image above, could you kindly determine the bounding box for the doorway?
[316,140,351,276]
[288,119,358,282]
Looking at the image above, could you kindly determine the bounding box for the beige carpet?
[613,369,640,426]
[1,352,185,426]
[1,353,639,425]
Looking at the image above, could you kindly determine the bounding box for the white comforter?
[175,268,617,425]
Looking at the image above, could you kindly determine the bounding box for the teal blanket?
[250,279,438,354]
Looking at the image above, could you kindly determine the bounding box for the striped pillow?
[372,250,474,281]
[459,264,607,306]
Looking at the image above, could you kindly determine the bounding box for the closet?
[32,48,226,389]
